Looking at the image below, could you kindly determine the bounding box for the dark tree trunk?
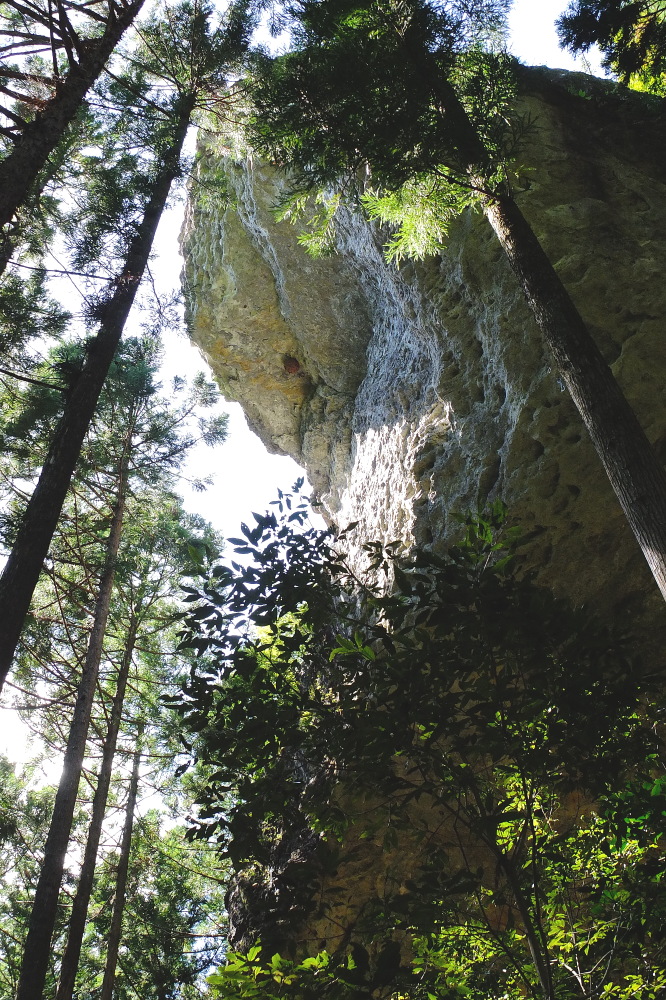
[483,192,666,601]
[15,460,129,1000]
[99,727,143,1000]
[0,0,146,244]
[0,97,193,688]
[55,614,139,1000]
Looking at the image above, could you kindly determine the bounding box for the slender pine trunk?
[0,97,194,689]
[99,726,143,1000]
[55,614,139,1000]
[15,458,130,1000]
[482,193,666,600]
[0,0,146,238]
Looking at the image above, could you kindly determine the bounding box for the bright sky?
[0,1,604,768]
[508,0,603,72]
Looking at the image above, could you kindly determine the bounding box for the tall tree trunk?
[99,725,144,1000]
[55,614,139,1000]
[394,23,666,598]
[0,0,146,248]
[0,95,194,688]
[15,453,130,1000]
[482,192,666,601]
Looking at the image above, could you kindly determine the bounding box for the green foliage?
[274,189,342,256]
[0,270,69,356]
[361,175,477,262]
[172,492,665,1000]
[0,334,226,715]
[76,815,227,1000]
[207,947,351,1000]
[0,336,227,501]
[0,758,82,999]
[245,0,521,260]
[558,1,666,91]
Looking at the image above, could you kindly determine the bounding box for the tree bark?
[15,457,130,1000]
[0,0,146,244]
[99,725,143,1000]
[55,614,139,1000]
[482,192,666,601]
[0,96,194,689]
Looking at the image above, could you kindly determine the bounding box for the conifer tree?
[1,338,226,1000]
[81,813,227,998]
[54,615,139,1000]
[0,761,61,997]
[15,394,136,1000]
[0,0,253,685]
[0,0,147,246]
[99,723,143,1000]
[558,0,666,90]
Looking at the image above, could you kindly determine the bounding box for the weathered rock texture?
[182,68,666,626]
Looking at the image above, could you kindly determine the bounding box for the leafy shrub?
[170,491,666,1000]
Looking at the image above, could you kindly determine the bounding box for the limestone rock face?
[181,158,373,493]
[181,70,666,623]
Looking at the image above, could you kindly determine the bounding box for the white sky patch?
[0,705,30,764]
[508,0,605,74]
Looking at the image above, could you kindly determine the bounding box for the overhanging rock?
[182,67,666,626]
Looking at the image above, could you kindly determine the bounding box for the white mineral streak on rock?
[232,158,291,321]
[329,206,454,558]
[182,72,666,621]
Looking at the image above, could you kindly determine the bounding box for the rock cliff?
[181,68,666,625]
